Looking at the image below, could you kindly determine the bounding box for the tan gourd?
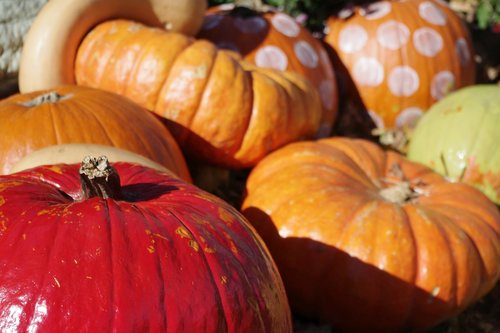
[10,143,173,176]
[19,0,207,93]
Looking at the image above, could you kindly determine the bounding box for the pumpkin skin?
[241,137,500,333]
[9,143,172,175]
[197,4,339,138]
[75,19,322,168]
[0,85,191,182]
[324,0,476,130]
[18,0,207,93]
[0,160,292,332]
[407,85,500,205]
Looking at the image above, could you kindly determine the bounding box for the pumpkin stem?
[19,91,72,107]
[234,0,266,12]
[379,163,425,204]
[79,156,122,200]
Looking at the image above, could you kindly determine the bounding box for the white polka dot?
[396,107,423,128]
[255,45,288,71]
[360,2,392,20]
[431,71,455,100]
[217,3,235,11]
[368,110,385,129]
[338,25,368,53]
[271,13,300,37]
[377,20,410,50]
[456,38,471,66]
[388,66,420,97]
[419,1,447,25]
[294,41,319,68]
[353,57,384,87]
[338,6,355,19]
[319,80,335,110]
[216,41,240,53]
[234,16,267,34]
[201,15,224,31]
[413,28,443,57]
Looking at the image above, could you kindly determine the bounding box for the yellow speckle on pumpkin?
[204,247,216,254]
[0,196,5,206]
[220,275,228,285]
[48,165,64,174]
[22,233,26,240]
[176,226,192,239]
[86,276,92,280]
[218,208,234,224]
[153,233,168,241]
[147,245,155,253]
[53,276,61,288]
[94,205,101,211]
[74,259,78,264]
[188,240,199,252]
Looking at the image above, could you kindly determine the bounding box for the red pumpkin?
[197,3,339,137]
[324,0,475,130]
[241,137,500,333]
[0,157,292,332]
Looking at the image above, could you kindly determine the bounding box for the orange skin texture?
[0,85,191,182]
[197,6,339,137]
[324,0,476,129]
[241,137,500,333]
[75,20,322,169]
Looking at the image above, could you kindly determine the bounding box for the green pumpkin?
[407,84,500,204]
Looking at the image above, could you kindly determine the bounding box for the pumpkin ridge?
[163,206,231,330]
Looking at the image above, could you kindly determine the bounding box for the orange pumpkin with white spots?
[198,3,339,138]
[324,0,475,130]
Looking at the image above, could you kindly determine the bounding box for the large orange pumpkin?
[324,0,476,130]
[0,85,191,181]
[74,19,322,168]
[197,3,339,138]
[241,137,500,333]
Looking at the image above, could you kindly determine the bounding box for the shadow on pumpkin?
[242,206,457,333]
[199,6,272,56]
[321,41,378,142]
[122,183,178,201]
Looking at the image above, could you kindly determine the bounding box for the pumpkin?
[9,143,172,175]
[241,137,500,333]
[0,85,191,182]
[73,19,321,168]
[407,84,500,205]
[197,2,339,138]
[0,156,292,332]
[324,0,476,131]
[18,0,207,93]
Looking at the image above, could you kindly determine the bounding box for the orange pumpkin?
[324,0,475,130]
[197,3,339,138]
[74,19,322,168]
[0,85,191,181]
[241,137,500,333]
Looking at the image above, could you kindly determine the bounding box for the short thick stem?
[79,156,122,200]
[20,91,72,107]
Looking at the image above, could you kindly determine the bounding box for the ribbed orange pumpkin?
[75,19,322,169]
[197,3,339,138]
[241,137,500,333]
[324,0,476,130]
[0,85,190,181]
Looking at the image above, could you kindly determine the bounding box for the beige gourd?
[10,143,174,176]
[19,0,207,93]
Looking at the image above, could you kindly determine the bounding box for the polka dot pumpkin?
[324,0,475,130]
[198,4,339,138]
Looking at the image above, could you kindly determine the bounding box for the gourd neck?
[79,156,122,200]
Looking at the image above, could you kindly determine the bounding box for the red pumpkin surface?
[324,0,475,130]
[0,159,292,332]
[198,4,339,137]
